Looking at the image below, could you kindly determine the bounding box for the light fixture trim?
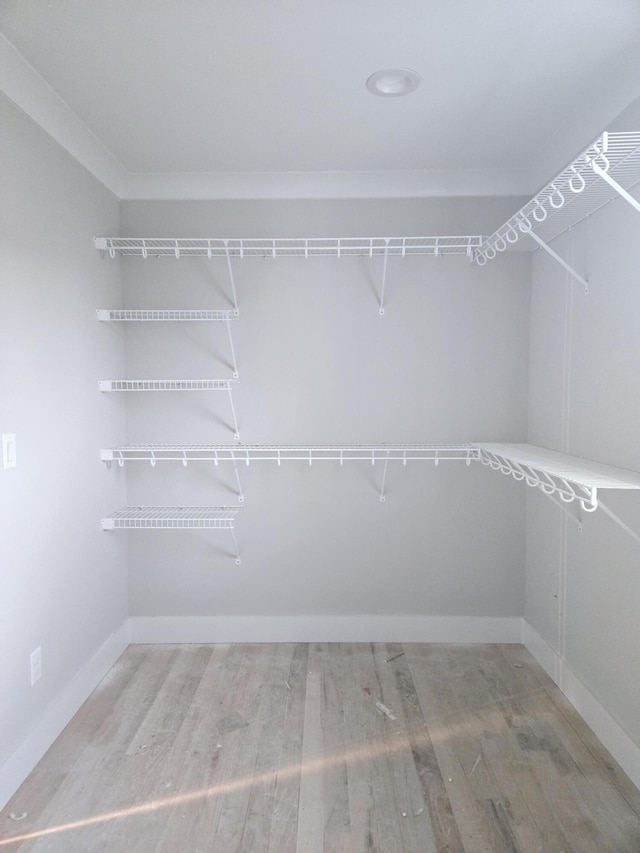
[366,68,421,97]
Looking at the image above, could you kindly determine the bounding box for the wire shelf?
[474,131,640,263]
[98,379,236,392]
[477,443,640,512]
[97,309,235,322]
[94,235,483,259]
[101,506,240,530]
[100,443,481,465]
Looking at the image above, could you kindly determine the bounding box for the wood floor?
[1,643,640,852]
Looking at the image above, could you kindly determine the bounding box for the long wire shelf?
[98,379,236,392]
[101,505,240,529]
[96,309,235,322]
[99,443,480,465]
[477,443,640,512]
[95,236,483,259]
[473,131,640,280]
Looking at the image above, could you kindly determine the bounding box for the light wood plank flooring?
[1,643,640,852]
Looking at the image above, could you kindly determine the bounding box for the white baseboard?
[0,621,131,811]
[130,615,523,645]
[522,620,640,790]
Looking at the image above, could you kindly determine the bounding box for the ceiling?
[2,0,640,199]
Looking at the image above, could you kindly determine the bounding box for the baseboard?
[0,620,131,810]
[130,615,523,645]
[522,620,640,790]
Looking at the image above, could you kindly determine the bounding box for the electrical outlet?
[30,646,42,685]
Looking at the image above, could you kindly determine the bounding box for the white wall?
[0,95,128,801]
[526,190,640,746]
[118,199,530,628]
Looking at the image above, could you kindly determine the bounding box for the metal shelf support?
[597,499,640,547]
[590,159,640,215]
[378,450,390,501]
[379,240,389,316]
[526,229,589,294]
[223,241,240,316]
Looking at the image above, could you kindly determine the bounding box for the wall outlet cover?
[2,434,16,469]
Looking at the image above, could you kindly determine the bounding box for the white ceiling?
[2,0,640,198]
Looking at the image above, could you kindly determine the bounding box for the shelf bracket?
[526,230,589,294]
[590,161,640,216]
[230,529,241,565]
[224,241,240,316]
[225,318,239,379]
[227,388,240,441]
[379,240,390,316]
[546,491,583,532]
[379,451,390,502]
[232,458,244,502]
[597,499,640,547]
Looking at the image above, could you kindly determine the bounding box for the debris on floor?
[9,813,27,821]
[375,701,396,720]
[384,652,405,663]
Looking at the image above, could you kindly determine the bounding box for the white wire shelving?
[97,309,239,377]
[99,443,479,502]
[101,506,241,562]
[473,131,640,291]
[477,443,640,514]
[98,380,240,439]
[96,309,234,321]
[98,379,234,392]
[99,443,479,464]
[94,236,483,259]
[95,235,483,316]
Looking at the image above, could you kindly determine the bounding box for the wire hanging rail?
[99,443,480,464]
[101,506,241,563]
[97,309,239,377]
[98,379,240,439]
[99,444,479,503]
[94,235,483,316]
[472,131,640,291]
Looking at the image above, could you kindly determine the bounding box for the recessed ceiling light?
[366,68,421,97]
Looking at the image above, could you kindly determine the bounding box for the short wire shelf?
[98,379,236,392]
[101,506,240,530]
[97,309,235,322]
[95,236,483,259]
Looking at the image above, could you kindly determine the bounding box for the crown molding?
[123,167,531,200]
[0,34,127,197]
[1,33,530,200]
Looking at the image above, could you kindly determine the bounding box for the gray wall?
[0,96,127,769]
[119,199,529,619]
[526,192,640,744]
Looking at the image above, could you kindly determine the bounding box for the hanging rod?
[477,443,640,513]
[99,443,480,465]
[95,236,483,259]
[101,506,241,563]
